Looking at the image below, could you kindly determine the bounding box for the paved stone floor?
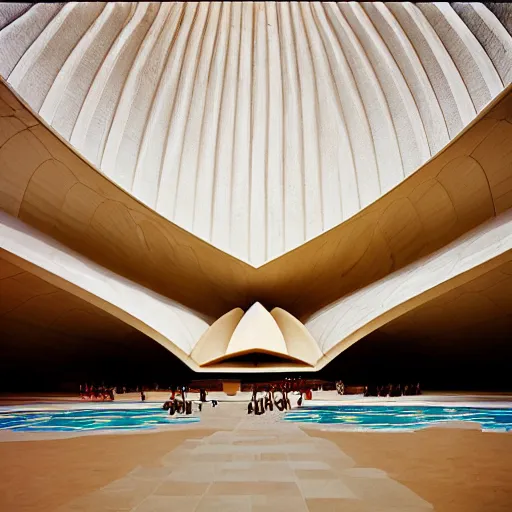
[56,403,434,512]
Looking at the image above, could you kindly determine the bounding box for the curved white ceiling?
[1,2,511,265]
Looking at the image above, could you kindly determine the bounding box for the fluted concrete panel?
[8,3,106,112]
[484,3,512,36]
[40,3,134,140]
[0,4,64,79]
[2,2,511,265]
[453,3,512,85]
[0,3,31,29]
[419,3,502,112]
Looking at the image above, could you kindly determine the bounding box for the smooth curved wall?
[306,211,512,366]
[0,212,211,362]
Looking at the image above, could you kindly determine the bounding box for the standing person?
[140,390,146,402]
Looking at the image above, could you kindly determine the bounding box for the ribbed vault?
[1,2,511,265]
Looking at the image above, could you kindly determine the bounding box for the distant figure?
[211,400,218,408]
[336,381,345,395]
[200,389,207,402]
[198,402,203,412]
[297,394,303,407]
[274,390,286,411]
[416,383,421,395]
[140,390,146,402]
[265,392,273,411]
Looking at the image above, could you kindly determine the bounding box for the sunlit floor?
[0,395,511,512]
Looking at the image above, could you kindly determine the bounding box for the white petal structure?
[190,302,322,368]
[1,2,511,266]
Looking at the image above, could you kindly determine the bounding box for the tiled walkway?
[57,405,433,512]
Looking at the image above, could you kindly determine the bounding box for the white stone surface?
[1,2,511,265]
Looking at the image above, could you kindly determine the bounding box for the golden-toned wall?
[0,254,140,352]
[378,259,512,352]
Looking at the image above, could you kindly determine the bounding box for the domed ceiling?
[1,2,511,266]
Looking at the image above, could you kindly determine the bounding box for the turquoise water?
[284,405,512,431]
[0,407,199,432]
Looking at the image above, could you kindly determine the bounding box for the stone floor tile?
[298,479,358,499]
[169,468,216,483]
[100,478,160,494]
[188,453,233,463]
[132,495,200,512]
[287,452,353,466]
[219,461,254,470]
[61,488,146,511]
[306,498,360,512]
[295,469,339,480]
[231,452,259,462]
[251,495,309,512]
[260,452,288,461]
[289,461,331,470]
[128,466,174,480]
[341,468,388,479]
[56,502,120,512]
[195,495,252,512]
[306,501,433,512]
[343,476,433,508]
[207,481,299,496]
[154,481,209,496]
[213,468,260,482]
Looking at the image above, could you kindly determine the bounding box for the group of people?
[162,388,218,416]
[364,383,421,397]
[247,381,313,415]
[79,384,114,401]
